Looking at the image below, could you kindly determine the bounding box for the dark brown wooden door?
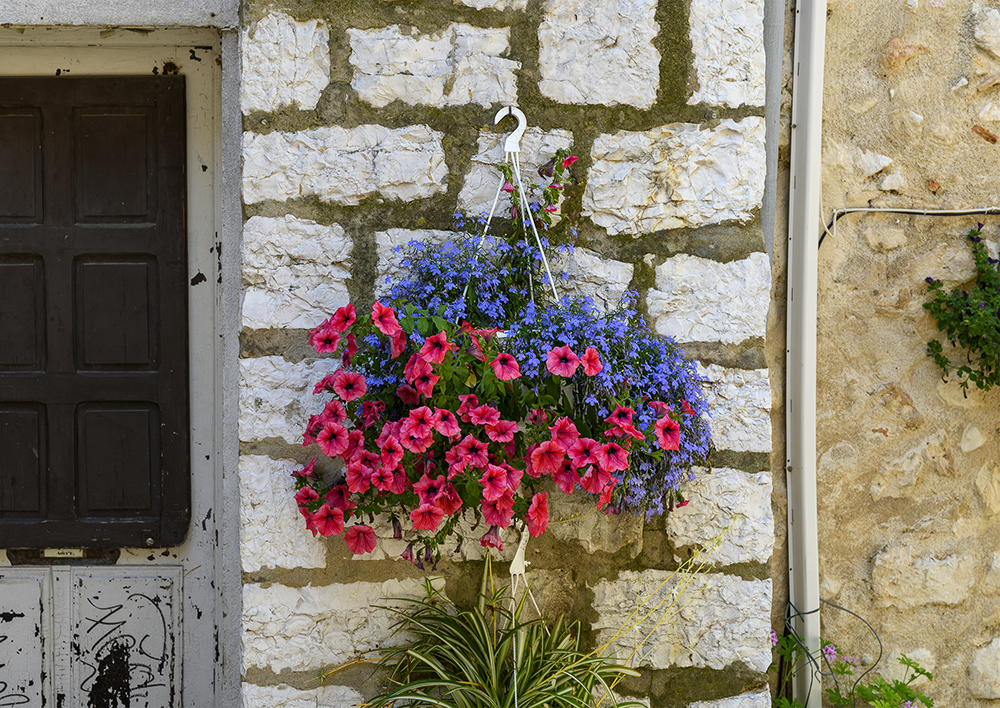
[0,77,189,548]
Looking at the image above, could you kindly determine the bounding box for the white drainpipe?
[785,0,825,705]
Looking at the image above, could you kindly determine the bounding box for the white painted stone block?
[242,125,447,205]
[592,571,771,672]
[648,252,770,345]
[243,683,364,708]
[667,467,773,565]
[458,127,574,217]
[242,215,352,330]
[688,0,765,108]
[687,689,772,708]
[969,639,1000,699]
[348,24,519,108]
[242,578,444,672]
[375,228,456,299]
[554,247,634,312]
[697,365,772,454]
[241,12,330,113]
[538,0,660,108]
[239,455,327,573]
[584,118,766,236]
[239,356,335,444]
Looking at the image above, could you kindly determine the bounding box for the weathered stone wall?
[818,1,1000,704]
[237,1,775,706]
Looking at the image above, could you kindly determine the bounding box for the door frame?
[0,27,242,706]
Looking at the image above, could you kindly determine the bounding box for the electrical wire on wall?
[819,206,1000,248]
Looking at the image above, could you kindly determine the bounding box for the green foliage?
[924,226,1000,391]
[368,570,642,708]
[770,633,933,708]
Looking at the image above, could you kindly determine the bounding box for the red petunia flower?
[397,384,420,405]
[294,485,319,509]
[482,491,514,528]
[546,345,579,377]
[568,437,600,470]
[457,394,479,422]
[371,465,396,492]
[419,331,455,365]
[308,323,340,354]
[317,422,350,458]
[390,329,408,359]
[601,443,629,473]
[432,408,461,438]
[605,405,634,428]
[400,427,433,454]
[486,419,518,443]
[413,472,446,506]
[410,503,444,531]
[342,333,358,367]
[329,304,356,332]
[403,406,435,437]
[581,347,603,376]
[681,399,697,416]
[343,524,377,554]
[526,492,549,537]
[551,460,579,494]
[528,408,548,425]
[561,155,578,170]
[381,435,404,468]
[479,525,504,550]
[480,464,509,502]
[530,440,565,477]
[310,505,344,537]
[580,465,612,495]
[324,484,355,512]
[292,457,317,479]
[436,484,464,515]
[654,417,681,451]
[346,462,372,493]
[648,400,671,417]
[549,417,580,451]
[372,301,402,337]
[332,370,367,402]
[489,352,521,380]
[469,404,501,427]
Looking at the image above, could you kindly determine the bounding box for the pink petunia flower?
[461,435,490,470]
[310,505,344,537]
[291,457,317,479]
[549,417,580,451]
[324,484,355,511]
[381,435,404,468]
[469,404,501,427]
[388,468,410,495]
[530,440,565,477]
[581,347,602,376]
[499,463,523,493]
[457,394,479,422]
[413,368,441,398]
[344,524,377,554]
[342,333,358,367]
[294,485,319,509]
[654,417,681,451]
[568,437,601,470]
[312,374,337,395]
[436,484,464,515]
[546,345,579,377]
[397,384,420,405]
[413,472,446,506]
[361,400,385,429]
[400,427,433,454]
[648,400,671,417]
[605,405,634,428]
[371,465,396,492]
[528,408,548,425]
[432,408,461,438]
[480,464,509,502]
[318,400,347,426]
[403,406,435,437]
[371,301,402,337]
[552,460,578,494]
[479,525,504,550]
[332,370,367,402]
[308,323,340,354]
[410,503,444,531]
[317,422,350,458]
[580,465,612,495]
[346,462,373,493]
[486,419,518,443]
[482,491,514,528]
[489,352,522,380]
[501,179,515,194]
[390,329,408,359]
[526,492,549,537]
[561,155,578,170]
[419,331,455,365]
[601,443,629,473]
[330,304,356,332]
[597,479,617,510]
[681,399,697,416]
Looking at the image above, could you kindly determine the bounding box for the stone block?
[242,578,444,673]
[961,425,987,452]
[456,0,527,8]
[242,682,363,708]
[687,689,772,708]
[977,462,1000,514]
[879,649,933,687]
[984,553,1000,595]
[546,490,644,558]
[667,467,773,565]
[872,542,975,609]
[583,119,766,236]
[554,247,634,312]
[239,356,335,444]
[348,24,519,108]
[239,455,327,573]
[969,638,1000,699]
[242,125,447,205]
[241,12,330,114]
[647,252,769,345]
[977,7,1000,60]
[688,0,765,108]
[537,0,660,108]
[592,571,772,672]
[697,365,772,453]
[242,215,352,330]
[458,127,574,218]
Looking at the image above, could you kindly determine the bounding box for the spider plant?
[367,567,642,708]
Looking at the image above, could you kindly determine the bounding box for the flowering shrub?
[924,225,1000,392]
[287,149,711,563]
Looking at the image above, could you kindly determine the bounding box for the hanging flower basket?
[287,122,711,565]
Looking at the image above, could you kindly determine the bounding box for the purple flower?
[770,629,778,647]
[823,644,837,661]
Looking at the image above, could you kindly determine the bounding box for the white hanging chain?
[460,106,561,309]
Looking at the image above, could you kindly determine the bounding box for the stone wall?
[818,1,1000,704]
[237,2,775,706]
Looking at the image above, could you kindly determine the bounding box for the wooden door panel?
[0,109,42,222]
[0,77,189,547]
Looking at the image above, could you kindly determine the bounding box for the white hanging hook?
[495,106,527,155]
